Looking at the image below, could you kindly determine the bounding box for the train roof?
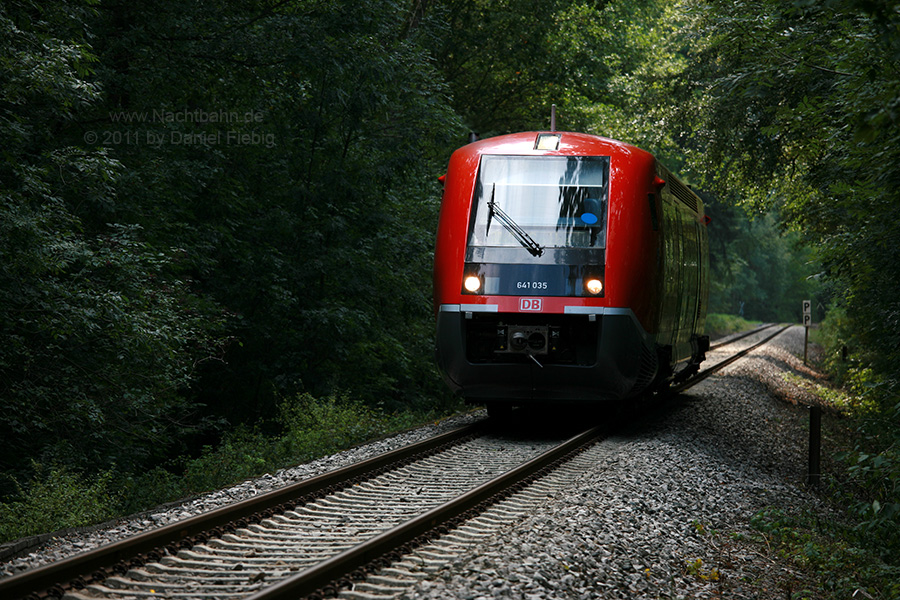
[456,131,654,160]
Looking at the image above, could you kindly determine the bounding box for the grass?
[747,508,900,599]
[705,313,763,339]
[0,393,463,543]
[0,465,118,541]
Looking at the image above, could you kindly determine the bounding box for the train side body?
[433,131,708,405]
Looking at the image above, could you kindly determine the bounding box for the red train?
[432,131,709,412]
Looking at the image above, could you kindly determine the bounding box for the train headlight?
[535,133,561,150]
[464,275,482,293]
[585,278,603,295]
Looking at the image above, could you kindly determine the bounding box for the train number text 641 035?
[516,281,548,290]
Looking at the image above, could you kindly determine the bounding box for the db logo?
[519,298,543,311]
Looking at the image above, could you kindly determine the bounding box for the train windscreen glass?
[467,155,609,254]
[463,155,609,297]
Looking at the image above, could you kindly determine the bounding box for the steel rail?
[0,421,485,600]
[708,322,777,351]
[245,425,604,600]
[671,323,792,394]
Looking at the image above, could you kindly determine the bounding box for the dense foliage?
[0,1,224,480]
[431,0,662,135]
[667,0,899,345]
[0,0,462,495]
[707,205,819,322]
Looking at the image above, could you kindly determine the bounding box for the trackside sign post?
[802,299,821,487]
[802,299,812,365]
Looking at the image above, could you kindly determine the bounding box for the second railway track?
[1,325,791,600]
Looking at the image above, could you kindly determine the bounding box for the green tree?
[2,0,467,498]
[428,0,664,135]
[666,0,900,379]
[78,0,464,421]
[0,0,224,488]
[703,205,819,322]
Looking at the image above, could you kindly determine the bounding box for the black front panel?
[464,313,599,366]
[435,309,660,402]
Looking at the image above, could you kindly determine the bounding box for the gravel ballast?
[2,326,833,598]
[397,325,832,599]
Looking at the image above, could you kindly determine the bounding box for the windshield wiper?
[487,184,544,257]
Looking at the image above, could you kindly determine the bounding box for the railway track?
[0,325,789,600]
[671,323,790,394]
[707,322,777,351]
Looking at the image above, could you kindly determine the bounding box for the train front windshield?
[466,155,609,257]
[463,155,610,297]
